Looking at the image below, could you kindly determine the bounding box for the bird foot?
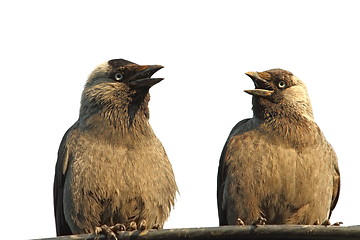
[321,219,331,226]
[251,216,267,226]
[332,221,343,226]
[323,220,344,227]
[139,220,147,230]
[313,219,342,226]
[313,219,320,225]
[152,224,160,230]
[128,220,147,231]
[94,223,125,240]
[322,220,344,226]
[236,218,245,226]
[128,221,137,231]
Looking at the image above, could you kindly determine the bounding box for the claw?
[128,221,137,231]
[95,226,102,235]
[111,223,126,232]
[251,216,267,226]
[236,218,245,226]
[139,220,147,230]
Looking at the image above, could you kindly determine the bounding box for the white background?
[1,1,359,239]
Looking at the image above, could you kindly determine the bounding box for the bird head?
[81,59,164,127]
[83,58,164,105]
[87,58,163,90]
[244,69,314,121]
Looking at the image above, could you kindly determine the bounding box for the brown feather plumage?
[54,59,177,235]
[217,69,340,225]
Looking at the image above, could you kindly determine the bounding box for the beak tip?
[154,65,164,70]
[245,71,257,78]
[128,64,164,88]
[245,89,274,97]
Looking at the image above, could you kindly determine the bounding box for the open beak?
[128,65,164,88]
[244,71,274,97]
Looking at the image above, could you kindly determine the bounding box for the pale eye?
[115,73,123,81]
[278,80,286,89]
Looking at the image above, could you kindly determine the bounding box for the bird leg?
[94,223,125,240]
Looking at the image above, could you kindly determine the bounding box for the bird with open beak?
[217,69,340,225]
[53,59,177,239]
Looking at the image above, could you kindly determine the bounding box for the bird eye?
[114,72,123,81]
[278,80,286,89]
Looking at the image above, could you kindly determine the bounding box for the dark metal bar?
[36,225,360,240]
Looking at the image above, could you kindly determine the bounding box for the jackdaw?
[53,59,177,237]
[217,69,340,225]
